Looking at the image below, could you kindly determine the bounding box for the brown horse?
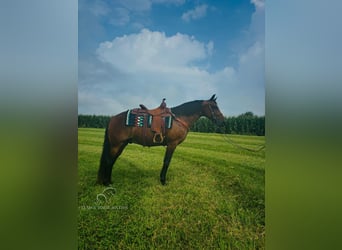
[97,94,225,186]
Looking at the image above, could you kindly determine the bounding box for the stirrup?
[153,133,164,143]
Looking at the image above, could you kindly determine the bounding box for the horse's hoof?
[97,179,111,186]
[160,179,166,185]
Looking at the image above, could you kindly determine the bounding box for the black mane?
[171,100,203,117]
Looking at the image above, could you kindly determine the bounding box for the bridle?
[207,102,219,125]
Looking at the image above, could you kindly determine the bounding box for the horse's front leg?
[160,144,176,185]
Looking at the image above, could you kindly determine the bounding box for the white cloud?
[251,0,265,9]
[182,4,208,22]
[79,29,229,114]
[117,0,185,12]
[78,91,124,115]
[204,1,265,116]
[91,0,111,16]
[206,41,214,56]
[239,41,263,64]
[250,1,265,43]
[81,0,187,30]
[96,29,212,73]
[233,2,264,114]
[152,0,185,5]
[109,8,130,26]
[79,25,265,116]
[118,0,151,12]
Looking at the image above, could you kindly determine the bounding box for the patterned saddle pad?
[125,109,172,129]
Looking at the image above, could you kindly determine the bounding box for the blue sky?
[79,0,264,116]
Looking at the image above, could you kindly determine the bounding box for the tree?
[78,112,265,136]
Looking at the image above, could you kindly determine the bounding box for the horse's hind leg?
[108,142,128,184]
[97,134,128,186]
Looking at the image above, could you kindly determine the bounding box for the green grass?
[78,128,265,249]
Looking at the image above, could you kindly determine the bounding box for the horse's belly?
[131,127,167,147]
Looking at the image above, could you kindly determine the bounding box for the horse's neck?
[171,101,204,128]
[177,113,202,128]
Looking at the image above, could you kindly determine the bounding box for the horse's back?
[107,110,188,147]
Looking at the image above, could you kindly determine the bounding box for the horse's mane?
[171,100,203,117]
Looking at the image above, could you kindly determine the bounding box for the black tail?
[97,127,113,185]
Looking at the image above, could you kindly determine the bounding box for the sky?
[78,0,265,116]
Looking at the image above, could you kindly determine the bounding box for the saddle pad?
[125,109,150,127]
[164,116,172,129]
[125,109,172,129]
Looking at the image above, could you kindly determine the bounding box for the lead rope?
[219,127,266,152]
[208,104,265,152]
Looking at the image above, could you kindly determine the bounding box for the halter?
[207,102,218,125]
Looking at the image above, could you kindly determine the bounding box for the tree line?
[78,111,265,136]
[191,112,265,136]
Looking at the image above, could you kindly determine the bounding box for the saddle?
[139,98,173,143]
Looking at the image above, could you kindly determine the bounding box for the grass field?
[78,128,265,249]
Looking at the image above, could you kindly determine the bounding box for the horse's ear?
[209,94,217,102]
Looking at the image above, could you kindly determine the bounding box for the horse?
[97,94,225,186]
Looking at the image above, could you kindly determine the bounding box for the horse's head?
[202,94,225,126]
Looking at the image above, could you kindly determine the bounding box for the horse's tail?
[97,126,112,185]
